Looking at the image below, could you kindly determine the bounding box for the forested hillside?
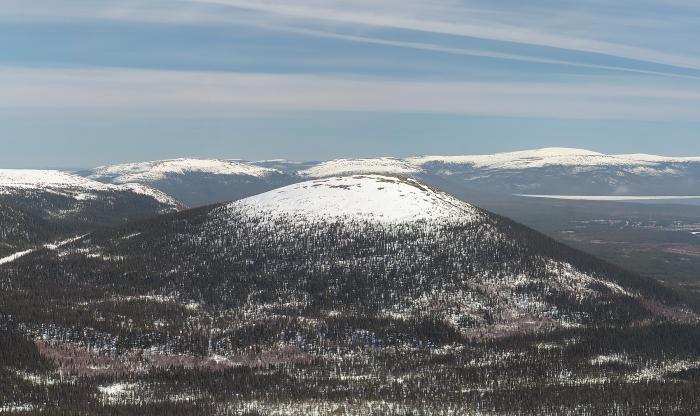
[1,176,698,414]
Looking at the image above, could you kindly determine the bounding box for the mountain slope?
[0,169,182,231]
[1,174,698,414]
[0,203,61,258]
[82,158,297,206]
[3,175,687,341]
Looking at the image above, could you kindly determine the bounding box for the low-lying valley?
[2,170,700,414]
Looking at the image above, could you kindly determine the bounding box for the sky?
[2,0,700,167]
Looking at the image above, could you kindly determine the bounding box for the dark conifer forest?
[2,185,699,415]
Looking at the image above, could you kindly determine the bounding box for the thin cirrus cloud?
[2,66,700,120]
[3,0,700,75]
[264,25,700,81]
[189,0,700,71]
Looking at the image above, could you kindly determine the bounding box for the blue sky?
[1,0,700,167]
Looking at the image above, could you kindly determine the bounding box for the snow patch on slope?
[0,249,35,266]
[229,175,479,224]
[119,183,183,207]
[0,234,86,266]
[88,158,279,184]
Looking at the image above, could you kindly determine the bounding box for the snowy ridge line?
[0,169,182,209]
[226,175,480,224]
[86,158,281,184]
[288,147,700,176]
[408,147,700,170]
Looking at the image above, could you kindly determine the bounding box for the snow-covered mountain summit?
[229,175,479,223]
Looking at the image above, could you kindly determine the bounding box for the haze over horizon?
[2,1,700,167]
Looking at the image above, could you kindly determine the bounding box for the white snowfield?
[0,169,180,207]
[87,158,280,184]
[230,175,480,223]
[408,147,700,170]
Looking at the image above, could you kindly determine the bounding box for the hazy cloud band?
[2,67,700,120]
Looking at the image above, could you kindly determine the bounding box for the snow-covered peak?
[229,175,479,224]
[87,158,280,184]
[299,158,423,178]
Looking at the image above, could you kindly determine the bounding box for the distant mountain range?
[79,148,700,208]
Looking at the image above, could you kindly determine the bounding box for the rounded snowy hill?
[229,175,480,223]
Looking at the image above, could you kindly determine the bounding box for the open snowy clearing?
[0,235,86,266]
